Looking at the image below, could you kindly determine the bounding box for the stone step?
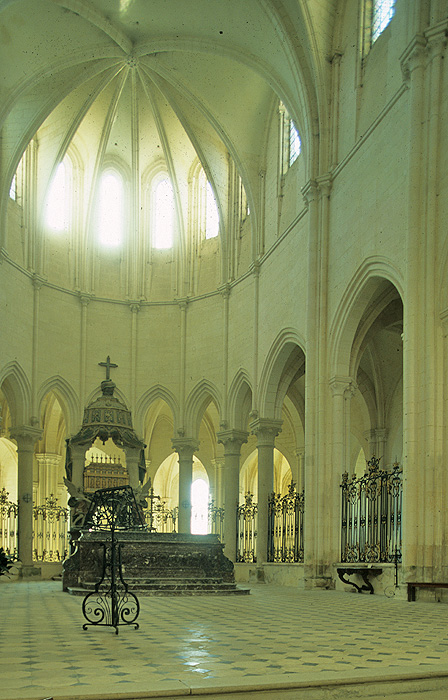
[68,582,250,597]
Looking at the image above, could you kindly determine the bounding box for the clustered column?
[216,429,248,561]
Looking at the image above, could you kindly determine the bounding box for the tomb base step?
[68,578,250,596]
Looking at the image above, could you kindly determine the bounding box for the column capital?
[249,418,282,445]
[399,34,427,82]
[35,452,61,468]
[329,376,357,398]
[10,425,43,448]
[31,273,46,291]
[129,300,141,314]
[301,179,319,206]
[218,283,231,299]
[217,429,248,455]
[77,291,93,307]
[172,437,200,459]
[176,297,190,311]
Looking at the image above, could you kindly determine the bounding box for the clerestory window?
[153,176,175,249]
[205,181,219,239]
[372,0,396,43]
[98,170,124,247]
[46,159,71,232]
[279,102,301,175]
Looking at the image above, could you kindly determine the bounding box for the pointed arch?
[228,368,253,431]
[135,384,180,437]
[185,379,222,438]
[329,257,404,378]
[36,375,80,436]
[258,329,306,419]
[0,361,31,426]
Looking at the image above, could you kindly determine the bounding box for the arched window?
[372,0,396,43]
[98,170,123,247]
[46,161,70,231]
[289,119,301,167]
[153,177,175,249]
[205,181,219,239]
[191,478,209,535]
[279,102,301,174]
[9,173,17,201]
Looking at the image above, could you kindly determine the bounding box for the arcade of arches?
[0,0,447,596]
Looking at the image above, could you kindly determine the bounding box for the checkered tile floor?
[2,578,448,699]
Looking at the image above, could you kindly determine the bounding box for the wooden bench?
[407,582,448,601]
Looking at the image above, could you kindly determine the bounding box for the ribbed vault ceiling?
[0,0,338,219]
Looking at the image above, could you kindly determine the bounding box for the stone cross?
[98,355,118,381]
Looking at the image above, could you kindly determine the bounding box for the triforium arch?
[141,396,176,489]
[330,268,404,470]
[258,329,306,420]
[227,369,253,432]
[329,258,404,379]
[36,375,80,437]
[135,385,180,439]
[184,379,222,440]
[0,361,32,427]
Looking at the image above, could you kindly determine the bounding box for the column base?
[304,576,335,590]
[18,564,42,578]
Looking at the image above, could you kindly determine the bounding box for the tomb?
[62,360,248,596]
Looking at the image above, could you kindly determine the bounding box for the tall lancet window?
[98,171,123,247]
[46,161,70,231]
[153,177,174,249]
[372,0,396,42]
[205,181,219,239]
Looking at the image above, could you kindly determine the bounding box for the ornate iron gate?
[236,492,258,562]
[268,482,304,562]
[340,456,402,563]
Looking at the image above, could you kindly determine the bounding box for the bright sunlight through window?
[46,162,67,231]
[191,478,209,535]
[372,0,396,43]
[98,171,123,247]
[154,178,174,249]
[289,119,301,166]
[205,182,219,239]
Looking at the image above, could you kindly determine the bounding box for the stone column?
[210,458,224,507]
[70,444,86,491]
[217,430,248,561]
[35,453,62,505]
[249,418,282,564]
[10,425,42,576]
[296,449,305,492]
[172,438,199,534]
[125,446,141,490]
[329,377,357,562]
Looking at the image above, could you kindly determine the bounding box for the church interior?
[1,0,448,698]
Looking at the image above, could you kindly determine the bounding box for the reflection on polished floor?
[2,578,448,700]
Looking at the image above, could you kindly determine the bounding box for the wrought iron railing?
[33,494,69,561]
[144,498,178,533]
[340,456,402,563]
[0,488,18,559]
[236,492,258,562]
[268,481,304,562]
[1,488,69,562]
[208,499,224,539]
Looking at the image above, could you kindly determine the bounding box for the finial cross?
[98,355,118,381]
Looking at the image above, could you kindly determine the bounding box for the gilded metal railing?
[0,488,18,559]
[144,498,178,533]
[1,488,69,562]
[236,492,257,562]
[268,481,304,563]
[208,499,224,539]
[341,456,402,563]
[33,494,69,562]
